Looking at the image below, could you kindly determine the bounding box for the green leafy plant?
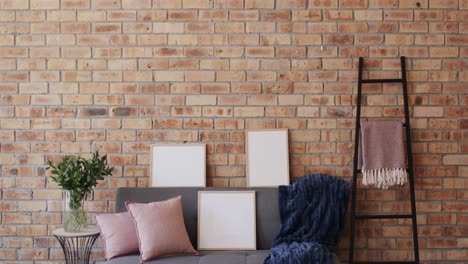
[46,151,114,231]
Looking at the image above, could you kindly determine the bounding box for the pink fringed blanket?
[358,121,407,189]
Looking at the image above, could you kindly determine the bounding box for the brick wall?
[0,0,466,263]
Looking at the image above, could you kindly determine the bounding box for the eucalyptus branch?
[46,151,114,196]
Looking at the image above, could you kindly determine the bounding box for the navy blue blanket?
[264,174,350,264]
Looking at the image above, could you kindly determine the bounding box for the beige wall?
[0,0,467,262]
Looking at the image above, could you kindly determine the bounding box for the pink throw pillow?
[126,196,198,262]
[95,212,139,260]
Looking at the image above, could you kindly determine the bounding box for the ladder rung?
[354,261,416,264]
[362,78,402,83]
[355,214,413,220]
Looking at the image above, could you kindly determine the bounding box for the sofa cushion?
[106,251,270,264]
[105,251,341,264]
[197,251,269,264]
[95,212,139,260]
[126,196,197,262]
[106,254,199,264]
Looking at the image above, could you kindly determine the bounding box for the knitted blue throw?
[264,174,351,264]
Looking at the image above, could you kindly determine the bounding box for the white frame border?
[197,191,257,250]
[246,129,290,187]
[150,143,206,187]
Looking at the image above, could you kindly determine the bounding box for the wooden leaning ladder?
[348,57,420,264]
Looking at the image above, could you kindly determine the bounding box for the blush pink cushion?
[126,196,198,262]
[95,212,139,260]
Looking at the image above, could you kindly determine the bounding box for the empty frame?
[198,191,256,250]
[246,129,290,187]
[150,144,206,187]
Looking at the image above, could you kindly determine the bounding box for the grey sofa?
[107,187,341,264]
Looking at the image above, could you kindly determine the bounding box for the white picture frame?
[198,191,256,250]
[246,129,290,187]
[150,143,206,187]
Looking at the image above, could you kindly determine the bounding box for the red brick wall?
[0,0,466,262]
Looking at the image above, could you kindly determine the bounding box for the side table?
[53,228,100,264]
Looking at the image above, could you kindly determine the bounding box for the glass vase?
[63,190,87,232]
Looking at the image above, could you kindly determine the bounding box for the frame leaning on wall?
[198,191,256,250]
[246,129,290,187]
[150,143,206,187]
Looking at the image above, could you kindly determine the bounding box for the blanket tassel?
[362,168,407,189]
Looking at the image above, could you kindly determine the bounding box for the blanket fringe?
[362,168,407,189]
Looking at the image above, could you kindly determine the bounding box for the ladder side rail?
[349,57,365,264]
[400,56,420,263]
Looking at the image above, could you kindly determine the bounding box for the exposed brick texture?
[0,0,467,263]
